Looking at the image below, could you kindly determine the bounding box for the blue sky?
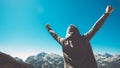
[0,0,120,60]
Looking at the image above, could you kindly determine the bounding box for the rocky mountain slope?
[0,52,34,68]
[25,52,64,68]
[95,53,120,68]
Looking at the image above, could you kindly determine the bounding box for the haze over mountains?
[0,52,120,68]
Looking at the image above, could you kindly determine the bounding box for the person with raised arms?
[45,5,113,68]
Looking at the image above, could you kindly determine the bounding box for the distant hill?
[0,52,34,68]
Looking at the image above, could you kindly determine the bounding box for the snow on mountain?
[25,52,64,68]
[95,53,120,68]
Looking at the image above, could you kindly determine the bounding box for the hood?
[65,24,81,40]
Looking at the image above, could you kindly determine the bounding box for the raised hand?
[45,24,50,29]
[105,5,114,14]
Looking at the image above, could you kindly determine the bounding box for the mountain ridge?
[0,52,120,68]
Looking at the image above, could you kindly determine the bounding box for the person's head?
[66,24,81,38]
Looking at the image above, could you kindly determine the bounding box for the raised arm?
[84,5,114,40]
[45,24,65,46]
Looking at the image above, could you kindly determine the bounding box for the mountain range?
[0,52,120,68]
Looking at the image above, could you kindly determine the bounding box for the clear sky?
[0,0,120,60]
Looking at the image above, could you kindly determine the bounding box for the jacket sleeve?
[84,13,110,40]
[47,28,65,46]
